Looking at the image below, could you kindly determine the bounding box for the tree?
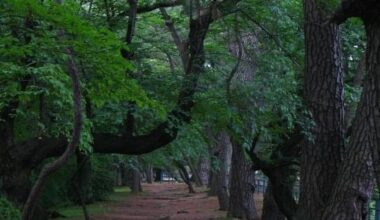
[296,0,346,219]
[0,0,242,206]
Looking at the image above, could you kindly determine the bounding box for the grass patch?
[55,187,131,220]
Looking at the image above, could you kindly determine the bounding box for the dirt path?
[93,183,227,220]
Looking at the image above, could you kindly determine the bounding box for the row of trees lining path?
[1,0,380,220]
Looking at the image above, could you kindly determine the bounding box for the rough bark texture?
[215,131,232,211]
[228,140,259,220]
[318,2,380,219]
[262,183,286,220]
[297,0,345,219]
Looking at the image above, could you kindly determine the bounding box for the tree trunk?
[215,131,232,211]
[126,166,141,193]
[197,156,210,186]
[318,4,380,219]
[208,169,218,196]
[262,183,286,220]
[297,0,345,219]
[154,168,162,182]
[145,165,153,184]
[187,159,203,186]
[73,153,93,204]
[228,140,259,220]
[176,162,196,194]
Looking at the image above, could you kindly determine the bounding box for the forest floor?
[58,183,263,220]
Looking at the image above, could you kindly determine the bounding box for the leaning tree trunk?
[297,0,345,219]
[176,162,196,194]
[187,159,203,186]
[228,139,259,220]
[262,183,286,220]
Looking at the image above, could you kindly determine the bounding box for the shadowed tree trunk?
[197,156,210,186]
[296,0,345,219]
[145,165,153,184]
[315,1,380,219]
[228,139,259,220]
[187,159,203,186]
[262,183,286,220]
[176,161,196,193]
[215,131,232,211]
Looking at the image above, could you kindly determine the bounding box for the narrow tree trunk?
[145,165,153,184]
[154,168,162,182]
[197,156,210,186]
[22,6,83,217]
[176,162,196,193]
[297,0,345,219]
[262,183,286,220]
[228,140,259,220]
[74,153,93,204]
[208,169,218,196]
[187,159,203,186]
[215,131,232,211]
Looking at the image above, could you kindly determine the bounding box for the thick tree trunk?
[262,183,286,220]
[297,0,345,219]
[319,5,380,219]
[126,166,142,193]
[228,140,259,220]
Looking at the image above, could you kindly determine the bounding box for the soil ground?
[92,183,263,220]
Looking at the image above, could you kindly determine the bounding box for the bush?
[0,197,21,220]
[91,155,115,201]
[38,155,116,209]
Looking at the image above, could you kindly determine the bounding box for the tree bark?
[187,159,203,186]
[176,162,196,194]
[215,131,232,211]
[262,183,286,220]
[228,139,259,220]
[145,165,153,184]
[297,0,345,219]
[318,2,380,219]
[197,156,210,186]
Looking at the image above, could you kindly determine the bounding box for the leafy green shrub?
[0,197,21,220]
[91,155,115,201]
[38,155,116,209]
